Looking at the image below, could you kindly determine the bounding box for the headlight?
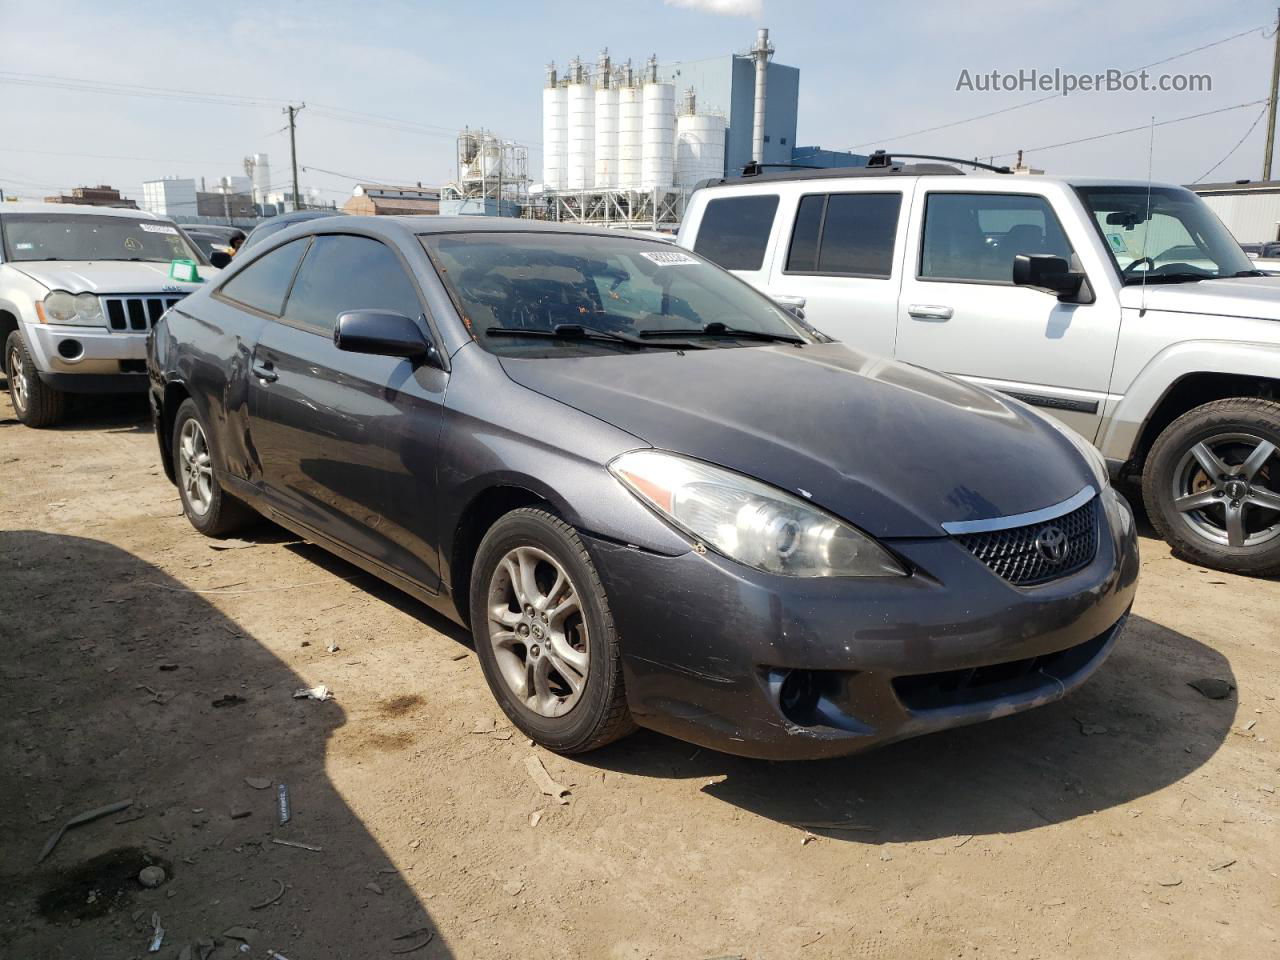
[610,450,906,578]
[41,290,105,326]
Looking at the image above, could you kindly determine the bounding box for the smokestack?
[751,27,773,164]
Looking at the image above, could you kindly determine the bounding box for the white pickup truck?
[678,160,1280,576]
[1,202,214,427]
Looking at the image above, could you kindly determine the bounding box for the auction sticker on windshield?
[639,251,701,266]
[139,223,179,235]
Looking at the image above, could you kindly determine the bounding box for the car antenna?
[1140,115,1155,316]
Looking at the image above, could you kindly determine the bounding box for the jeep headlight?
[42,290,104,326]
[610,450,906,578]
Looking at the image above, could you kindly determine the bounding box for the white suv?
[1,202,216,427]
[678,159,1280,576]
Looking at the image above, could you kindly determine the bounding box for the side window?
[920,193,1074,284]
[218,238,309,315]
[283,235,422,335]
[785,192,901,277]
[693,195,779,271]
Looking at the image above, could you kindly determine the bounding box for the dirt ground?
[1,391,1278,960]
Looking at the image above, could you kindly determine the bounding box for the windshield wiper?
[636,321,805,345]
[1123,272,1211,285]
[485,324,705,350]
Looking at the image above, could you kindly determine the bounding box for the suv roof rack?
[865,150,1012,174]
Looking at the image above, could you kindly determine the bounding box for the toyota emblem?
[1035,525,1069,563]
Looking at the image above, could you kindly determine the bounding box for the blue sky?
[1,0,1276,203]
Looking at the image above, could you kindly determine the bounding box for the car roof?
[692,167,1188,193]
[0,201,170,218]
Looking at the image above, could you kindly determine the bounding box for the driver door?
[894,189,1121,440]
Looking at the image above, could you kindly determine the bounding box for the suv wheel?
[1143,397,1280,577]
[5,331,66,427]
[469,507,634,753]
[172,398,256,537]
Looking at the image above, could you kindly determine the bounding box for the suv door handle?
[773,295,807,309]
[907,304,954,321]
[252,359,278,382]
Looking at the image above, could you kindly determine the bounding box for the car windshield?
[0,213,204,264]
[1076,185,1256,283]
[421,231,811,356]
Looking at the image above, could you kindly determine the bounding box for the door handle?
[252,359,278,382]
[907,304,954,321]
[773,295,807,309]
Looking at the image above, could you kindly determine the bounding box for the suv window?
[283,235,422,335]
[786,192,901,277]
[693,195,779,271]
[920,193,1073,284]
[219,238,309,315]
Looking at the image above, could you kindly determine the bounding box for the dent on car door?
[894,190,1120,440]
[249,234,447,592]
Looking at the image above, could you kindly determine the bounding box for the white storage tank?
[566,60,595,191]
[641,78,675,189]
[594,85,618,190]
[617,82,642,190]
[676,97,726,188]
[541,66,567,192]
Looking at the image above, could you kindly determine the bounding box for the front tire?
[5,331,66,428]
[1143,397,1280,577]
[171,398,256,537]
[470,507,633,753]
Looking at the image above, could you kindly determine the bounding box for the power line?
[1193,102,1270,183]
[991,98,1268,159]
[850,23,1269,149]
[301,164,432,185]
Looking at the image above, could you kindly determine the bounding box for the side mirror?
[1012,254,1085,301]
[334,311,430,360]
[209,251,232,269]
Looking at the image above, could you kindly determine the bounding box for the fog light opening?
[778,669,822,726]
[57,339,83,360]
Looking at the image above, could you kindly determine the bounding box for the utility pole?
[1265,8,1280,180]
[284,103,305,210]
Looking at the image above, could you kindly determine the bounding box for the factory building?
[535,29,863,227]
[1192,180,1280,243]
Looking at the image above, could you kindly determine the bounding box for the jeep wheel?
[1143,397,1280,577]
[5,331,66,428]
[172,398,257,537]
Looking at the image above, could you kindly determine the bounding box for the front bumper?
[587,491,1139,760]
[24,322,148,383]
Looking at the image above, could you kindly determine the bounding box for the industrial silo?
[675,91,726,188]
[566,58,595,191]
[640,56,675,189]
[541,64,567,191]
[616,62,642,190]
[593,51,618,190]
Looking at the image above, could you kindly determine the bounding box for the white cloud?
[664,0,763,18]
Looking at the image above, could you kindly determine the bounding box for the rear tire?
[470,507,634,753]
[1143,397,1280,577]
[171,398,257,537]
[5,331,66,428]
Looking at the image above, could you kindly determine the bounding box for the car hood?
[1117,275,1280,321]
[500,343,1095,538]
[11,260,216,294]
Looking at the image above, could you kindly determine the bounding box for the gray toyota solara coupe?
[148,216,1139,760]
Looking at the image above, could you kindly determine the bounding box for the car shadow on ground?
[0,531,452,959]
[0,394,151,433]
[581,614,1237,844]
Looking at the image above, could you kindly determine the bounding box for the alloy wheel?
[1172,432,1280,548]
[487,545,589,718]
[8,345,28,414]
[178,418,215,517]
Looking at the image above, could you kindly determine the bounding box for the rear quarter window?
[692,194,779,271]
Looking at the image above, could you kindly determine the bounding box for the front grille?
[956,496,1098,586]
[103,294,186,332]
[892,627,1115,713]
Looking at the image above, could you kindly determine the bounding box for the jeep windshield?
[421,231,812,357]
[1076,185,1258,284]
[0,214,205,265]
